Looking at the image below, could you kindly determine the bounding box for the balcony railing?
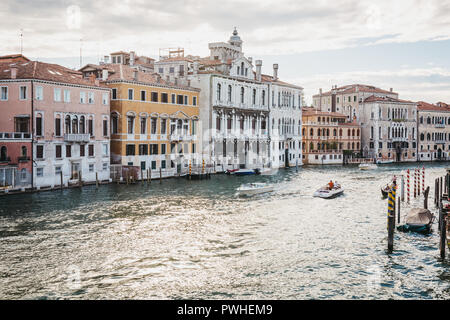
[170,134,192,142]
[0,157,11,163]
[435,123,445,128]
[0,132,32,139]
[18,156,30,162]
[64,133,91,142]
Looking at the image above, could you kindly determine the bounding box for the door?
[284,148,289,167]
[71,162,80,179]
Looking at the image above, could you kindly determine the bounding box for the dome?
[229,28,242,46]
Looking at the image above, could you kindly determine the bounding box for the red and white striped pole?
[418,168,421,196]
[407,169,410,203]
[422,166,425,194]
[414,168,417,198]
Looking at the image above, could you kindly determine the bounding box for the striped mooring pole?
[407,169,410,203]
[418,168,421,196]
[414,168,417,198]
[422,166,425,195]
[387,186,396,252]
[189,161,192,179]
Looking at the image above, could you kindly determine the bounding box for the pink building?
[0,55,111,191]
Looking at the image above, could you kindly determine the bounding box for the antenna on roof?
[20,29,23,54]
[79,38,83,69]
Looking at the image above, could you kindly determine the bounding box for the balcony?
[18,156,30,162]
[169,134,192,142]
[64,133,91,142]
[0,132,32,139]
[0,157,11,163]
[435,123,445,128]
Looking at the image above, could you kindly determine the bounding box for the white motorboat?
[257,167,277,176]
[376,159,394,164]
[313,184,344,199]
[237,182,274,196]
[359,163,378,170]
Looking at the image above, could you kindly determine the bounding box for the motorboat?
[237,183,274,196]
[359,163,377,170]
[397,208,434,234]
[377,159,394,164]
[313,183,344,199]
[234,169,256,176]
[255,167,277,176]
[225,168,239,175]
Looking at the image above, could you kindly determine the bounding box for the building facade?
[160,29,303,171]
[417,101,450,161]
[0,55,111,190]
[301,108,360,164]
[81,62,201,177]
[359,96,417,162]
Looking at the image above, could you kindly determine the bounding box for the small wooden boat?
[237,183,274,196]
[313,184,344,199]
[359,163,377,170]
[234,169,256,176]
[397,208,434,234]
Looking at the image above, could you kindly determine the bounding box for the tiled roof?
[313,84,397,97]
[261,74,303,89]
[301,107,347,118]
[0,54,30,63]
[0,60,107,88]
[363,95,414,104]
[198,58,223,66]
[158,56,193,63]
[101,63,167,84]
[417,101,450,112]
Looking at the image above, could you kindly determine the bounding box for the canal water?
[1,163,450,299]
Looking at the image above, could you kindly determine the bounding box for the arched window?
[420,133,424,141]
[72,116,78,134]
[427,117,431,124]
[310,142,314,150]
[228,85,232,102]
[352,129,355,136]
[310,128,313,136]
[333,129,337,136]
[79,116,85,134]
[111,113,118,134]
[318,128,321,136]
[217,83,221,101]
[427,133,431,141]
[339,129,343,136]
[357,129,360,136]
[21,146,27,157]
[252,89,256,105]
[240,87,244,103]
[0,146,7,161]
[326,129,329,136]
[347,129,350,136]
[262,90,265,106]
[65,115,71,134]
[241,62,244,76]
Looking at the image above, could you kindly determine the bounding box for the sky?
[2,0,450,104]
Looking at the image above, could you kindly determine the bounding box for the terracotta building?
[301,107,360,164]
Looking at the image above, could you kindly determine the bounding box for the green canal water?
[1,163,450,299]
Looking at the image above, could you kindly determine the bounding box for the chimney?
[102,69,108,81]
[319,88,322,95]
[248,57,253,64]
[130,51,135,66]
[193,61,199,75]
[390,88,393,92]
[166,75,170,82]
[255,59,262,82]
[104,56,109,64]
[10,67,17,79]
[133,69,138,81]
[273,63,278,80]
[156,74,161,83]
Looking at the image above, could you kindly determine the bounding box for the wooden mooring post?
[96,172,99,189]
[79,171,83,188]
[147,169,150,184]
[60,171,63,191]
[439,202,447,259]
[160,167,162,184]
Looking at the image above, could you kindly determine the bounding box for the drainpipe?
[31,80,34,189]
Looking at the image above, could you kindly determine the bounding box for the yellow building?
[302,107,361,165]
[80,63,200,178]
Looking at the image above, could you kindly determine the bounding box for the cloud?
[1,0,450,58]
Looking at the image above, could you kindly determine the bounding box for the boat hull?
[237,186,274,196]
[313,188,344,199]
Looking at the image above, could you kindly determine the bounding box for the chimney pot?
[255,60,262,82]
[10,67,17,79]
[130,51,135,66]
[102,69,108,81]
[319,88,322,95]
[273,63,278,80]
[390,88,393,92]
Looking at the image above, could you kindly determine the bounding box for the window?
[55,166,62,175]
[0,87,8,100]
[150,144,158,155]
[19,86,27,100]
[177,95,183,104]
[140,117,146,134]
[55,118,61,136]
[192,120,197,135]
[184,95,188,105]
[160,119,167,135]
[217,83,221,101]
[139,144,148,155]
[128,116,135,134]
[151,92,158,102]
[102,92,109,105]
[140,161,146,170]
[158,67,163,73]
[111,88,117,100]
[252,89,256,105]
[161,93,168,103]
[171,94,176,104]
[151,118,157,134]
[240,87,244,103]
[103,119,108,136]
[88,144,94,157]
[0,146,7,161]
[169,67,174,73]
[140,90,146,101]
[88,118,93,136]
[128,89,134,100]
[79,116,85,134]
[36,114,43,136]
[88,92,94,104]
[126,144,135,156]
[151,161,156,170]
[161,144,166,155]
[66,145,71,158]
[55,145,62,158]
[111,114,118,134]
[161,160,166,169]
[36,168,44,177]
[80,144,85,157]
[63,90,70,102]
[102,144,108,156]
[89,164,94,172]
[80,91,86,104]
[193,96,197,106]
[228,85,232,102]
[54,88,61,102]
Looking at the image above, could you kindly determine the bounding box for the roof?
[0,60,107,88]
[363,95,414,104]
[313,84,397,97]
[301,107,347,118]
[157,56,193,63]
[0,54,30,63]
[417,101,450,112]
[110,51,130,56]
[197,58,223,66]
[260,74,303,89]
